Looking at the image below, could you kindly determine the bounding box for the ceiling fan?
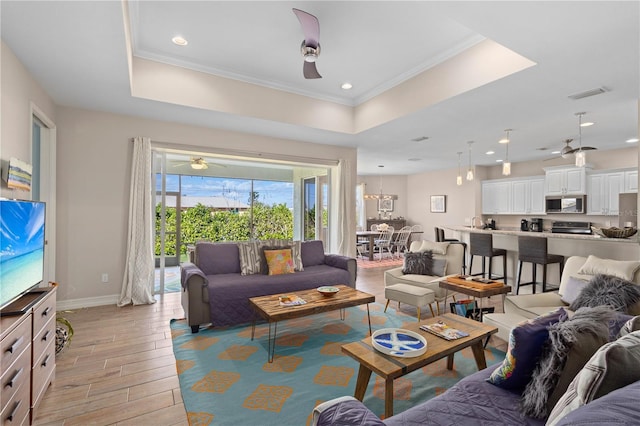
[292,8,322,79]
[545,138,598,161]
[170,157,224,170]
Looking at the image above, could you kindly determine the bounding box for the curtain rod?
[147,140,339,167]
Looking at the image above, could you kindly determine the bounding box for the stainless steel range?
[551,221,592,234]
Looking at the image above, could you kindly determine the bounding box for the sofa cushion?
[488,308,567,390]
[547,330,640,425]
[301,240,326,267]
[577,255,640,281]
[418,240,449,255]
[521,306,613,418]
[402,251,433,275]
[433,258,447,276]
[569,274,640,314]
[238,241,264,275]
[196,242,241,275]
[560,276,589,305]
[264,248,295,275]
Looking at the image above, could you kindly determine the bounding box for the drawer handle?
[42,330,51,342]
[6,368,23,389]
[42,354,51,368]
[42,306,51,317]
[6,336,24,354]
[6,400,21,422]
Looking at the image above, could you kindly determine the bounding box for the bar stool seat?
[468,232,507,284]
[516,235,564,294]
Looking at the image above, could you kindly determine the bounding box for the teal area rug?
[170,303,505,426]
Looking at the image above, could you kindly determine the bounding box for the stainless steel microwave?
[545,196,586,214]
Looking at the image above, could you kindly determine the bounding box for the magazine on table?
[420,321,469,340]
[279,294,307,306]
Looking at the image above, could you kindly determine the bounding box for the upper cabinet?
[482,177,544,215]
[624,169,638,193]
[544,165,590,195]
[587,168,637,215]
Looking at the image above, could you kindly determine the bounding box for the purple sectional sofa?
[311,366,640,426]
[180,240,357,333]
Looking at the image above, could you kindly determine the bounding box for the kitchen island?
[445,226,640,287]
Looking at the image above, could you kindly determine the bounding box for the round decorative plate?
[317,286,340,296]
[371,328,427,357]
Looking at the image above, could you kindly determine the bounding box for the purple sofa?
[311,365,640,426]
[180,240,357,333]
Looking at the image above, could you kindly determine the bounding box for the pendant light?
[575,112,586,167]
[363,165,398,200]
[466,141,474,181]
[500,129,512,176]
[456,151,463,186]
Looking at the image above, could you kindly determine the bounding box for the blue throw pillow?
[487,308,567,390]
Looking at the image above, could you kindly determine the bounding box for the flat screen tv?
[0,198,46,313]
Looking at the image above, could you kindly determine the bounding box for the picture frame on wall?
[430,195,446,213]
[378,198,394,212]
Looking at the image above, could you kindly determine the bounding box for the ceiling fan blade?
[292,8,319,48]
[566,146,597,154]
[303,61,322,79]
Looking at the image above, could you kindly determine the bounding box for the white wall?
[54,107,356,306]
[359,175,408,220]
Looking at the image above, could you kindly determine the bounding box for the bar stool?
[435,227,467,274]
[468,232,507,284]
[515,236,564,294]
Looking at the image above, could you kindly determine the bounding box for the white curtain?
[332,158,356,257]
[355,183,366,231]
[118,137,156,306]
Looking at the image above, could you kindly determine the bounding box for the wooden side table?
[439,277,512,319]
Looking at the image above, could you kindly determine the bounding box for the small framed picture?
[430,195,446,213]
[378,198,394,212]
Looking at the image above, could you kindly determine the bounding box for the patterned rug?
[357,256,404,269]
[170,304,505,426]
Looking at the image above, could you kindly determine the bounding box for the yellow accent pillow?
[264,249,295,275]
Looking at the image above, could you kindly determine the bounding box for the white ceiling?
[1,1,638,175]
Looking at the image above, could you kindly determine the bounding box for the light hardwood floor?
[36,265,506,425]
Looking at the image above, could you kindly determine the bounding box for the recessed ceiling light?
[172,36,188,46]
[552,150,561,154]
[626,138,639,143]
[496,159,504,163]
[486,150,495,155]
[580,121,594,127]
[341,82,352,90]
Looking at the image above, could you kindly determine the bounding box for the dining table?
[356,229,423,261]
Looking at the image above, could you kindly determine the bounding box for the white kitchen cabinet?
[624,169,638,193]
[544,166,588,195]
[482,180,511,214]
[587,171,624,215]
[510,177,545,214]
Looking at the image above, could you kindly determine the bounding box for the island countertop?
[446,225,640,244]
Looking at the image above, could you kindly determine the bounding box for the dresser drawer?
[31,339,55,409]
[32,315,55,361]
[0,345,31,413]
[1,316,31,374]
[0,379,30,426]
[32,290,56,336]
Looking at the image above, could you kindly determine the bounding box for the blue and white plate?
[371,328,427,357]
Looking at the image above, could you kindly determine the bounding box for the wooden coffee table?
[439,276,512,317]
[249,285,375,362]
[341,313,497,418]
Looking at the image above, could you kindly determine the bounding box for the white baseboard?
[57,294,120,311]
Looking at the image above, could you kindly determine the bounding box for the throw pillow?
[560,276,590,305]
[547,330,640,426]
[569,274,640,314]
[260,245,291,275]
[418,240,449,255]
[264,249,295,276]
[487,308,568,391]
[237,241,263,275]
[401,251,433,275]
[432,257,447,277]
[617,315,640,338]
[520,307,613,418]
[263,239,304,271]
[577,255,640,281]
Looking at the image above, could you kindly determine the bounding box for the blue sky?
[157,174,294,207]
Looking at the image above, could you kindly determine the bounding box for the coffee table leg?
[385,378,394,418]
[446,354,454,370]
[340,308,345,321]
[268,321,278,363]
[251,320,256,340]
[471,340,488,370]
[353,365,373,401]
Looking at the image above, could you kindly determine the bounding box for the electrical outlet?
[101,273,109,283]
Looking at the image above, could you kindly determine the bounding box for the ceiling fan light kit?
[190,157,208,170]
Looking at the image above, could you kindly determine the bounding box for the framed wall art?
[430,195,446,213]
[378,198,394,212]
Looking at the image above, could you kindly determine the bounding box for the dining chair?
[374,226,395,260]
[391,226,412,258]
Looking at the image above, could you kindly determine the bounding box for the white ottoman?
[384,284,436,321]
